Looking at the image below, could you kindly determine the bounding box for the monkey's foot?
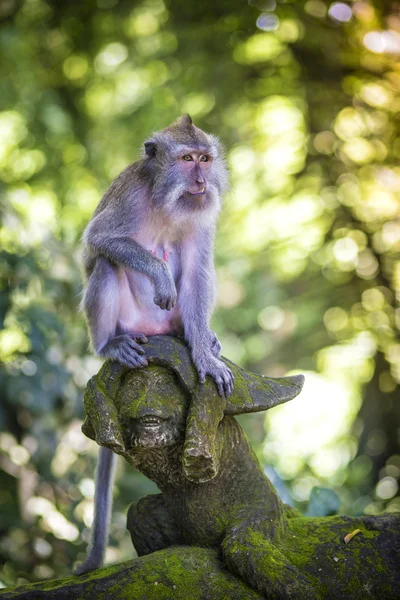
[208,330,222,358]
[100,334,148,368]
[194,353,234,398]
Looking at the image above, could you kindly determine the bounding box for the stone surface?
[3,515,400,599]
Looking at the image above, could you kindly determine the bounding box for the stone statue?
[82,335,316,599]
[3,335,400,600]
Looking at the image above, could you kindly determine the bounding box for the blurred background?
[0,0,399,587]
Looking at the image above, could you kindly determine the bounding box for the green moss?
[2,549,264,600]
[279,516,396,598]
[4,516,400,600]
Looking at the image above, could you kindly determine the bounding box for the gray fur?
[74,447,116,575]
[77,117,233,573]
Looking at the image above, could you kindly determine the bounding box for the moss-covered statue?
[77,336,398,600]
[82,335,310,599]
[4,336,399,600]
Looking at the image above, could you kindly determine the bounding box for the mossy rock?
[0,547,262,600]
[2,514,400,600]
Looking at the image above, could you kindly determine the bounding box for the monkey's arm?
[179,228,234,397]
[84,213,176,310]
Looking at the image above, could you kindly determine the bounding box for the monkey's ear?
[181,114,193,126]
[144,141,157,158]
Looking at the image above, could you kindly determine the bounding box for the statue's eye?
[182,155,193,161]
[200,155,209,162]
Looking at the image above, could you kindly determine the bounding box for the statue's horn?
[144,336,304,415]
[223,359,305,415]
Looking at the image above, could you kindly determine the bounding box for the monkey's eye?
[182,155,193,162]
[200,155,209,162]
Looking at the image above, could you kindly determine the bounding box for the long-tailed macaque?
[75,116,233,574]
[82,114,232,395]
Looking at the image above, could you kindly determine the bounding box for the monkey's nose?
[196,175,205,184]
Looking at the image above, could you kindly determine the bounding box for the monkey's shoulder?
[93,160,150,217]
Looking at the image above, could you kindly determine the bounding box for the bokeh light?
[1,0,399,587]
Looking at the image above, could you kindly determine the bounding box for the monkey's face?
[116,367,188,450]
[143,116,228,224]
[174,148,221,211]
[151,145,227,223]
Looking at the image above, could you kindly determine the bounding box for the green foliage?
[0,0,399,587]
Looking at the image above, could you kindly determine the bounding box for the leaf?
[344,529,361,544]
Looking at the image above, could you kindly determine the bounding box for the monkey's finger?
[121,349,148,368]
[160,296,170,310]
[217,385,224,398]
[134,333,148,344]
[214,377,226,398]
[221,379,229,396]
[220,371,234,398]
[126,339,146,354]
[154,296,166,310]
[131,355,148,368]
[223,379,233,398]
[119,349,137,367]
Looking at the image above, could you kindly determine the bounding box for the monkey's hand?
[194,352,234,398]
[153,262,177,311]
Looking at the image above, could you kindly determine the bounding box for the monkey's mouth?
[187,189,206,196]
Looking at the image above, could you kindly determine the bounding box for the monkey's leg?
[221,514,319,600]
[74,447,116,575]
[127,494,182,556]
[181,316,234,397]
[83,256,148,368]
[178,232,234,398]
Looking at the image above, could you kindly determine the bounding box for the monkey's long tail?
[74,446,116,575]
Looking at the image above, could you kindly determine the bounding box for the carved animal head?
[82,363,190,460]
[116,367,188,451]
[81,336,305,469]
[142,115,228,226]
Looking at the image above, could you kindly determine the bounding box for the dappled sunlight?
[264,371,360,487]
[1,0,399,585]
[51,421,91,477]
[26,497,79,542]
[233,32,283,64]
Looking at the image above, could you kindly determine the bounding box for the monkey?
[81,114,233,397]
[74,116,234,575]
